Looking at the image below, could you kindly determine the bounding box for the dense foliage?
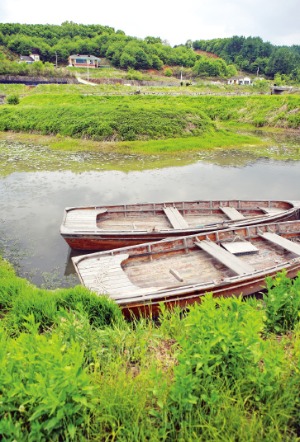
[0,57,73,77]
[193,36,300,81]
[0,24,299,80]
[0,23,235,78]
[1,254,300,440]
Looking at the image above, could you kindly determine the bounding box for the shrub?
[169,295,264,418]
[0,278,33,311]
[0,317,97,441]
[6,94,19,105]
[126,69,143,80]
[164,68,173,77]
[7,287,59,334]
[55,285,123,328]
[263,270,300,334]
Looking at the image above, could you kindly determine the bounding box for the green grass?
[0,94,298,145]
[2,254,300,440]
[69,66,180,83]
[0,93,300,153]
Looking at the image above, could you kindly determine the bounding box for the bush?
[6,94,19,105]
[170,295,264,419]
[9,288,59,333]
[6,285,123,334]
[263,270,300,334]
[126,69,143,80]
[55,286,123,328]
[0,317,97,441]
[164,68,173,77]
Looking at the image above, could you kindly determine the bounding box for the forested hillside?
[0,22,236,78]
[193,36,300,80]
[0,23,299,81]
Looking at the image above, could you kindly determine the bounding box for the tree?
[144,36,162,45]
[151,54,163,70]
[266,47,299,76]
[168,46,196,67]
[120,52,136,69]
[193,56,234,78]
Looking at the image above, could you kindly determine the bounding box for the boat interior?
[74,222,300,300]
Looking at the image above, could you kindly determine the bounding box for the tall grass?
[1,255,300,440]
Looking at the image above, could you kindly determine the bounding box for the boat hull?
[61,199,300,251]
[121,262,300,318]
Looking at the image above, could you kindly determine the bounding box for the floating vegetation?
[1,129,300,177]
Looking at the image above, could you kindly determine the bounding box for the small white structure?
[19,53,40,64]
[228,76,252,85]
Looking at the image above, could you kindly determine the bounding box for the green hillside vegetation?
[0,22,237,80]
[1,255,300,440]
[0,23,300,82]
[193,36,300,82]
[0,93,299,145]
[0,47,74,78]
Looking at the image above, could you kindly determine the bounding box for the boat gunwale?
[61,200,299,237]
[62,207,295,235]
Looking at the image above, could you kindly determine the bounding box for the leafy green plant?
[169,295,264,417]
[2,255,300,440]
[263,270,300,334]
[0,316,97,441]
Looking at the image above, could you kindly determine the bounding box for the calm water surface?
[1,143,300,288]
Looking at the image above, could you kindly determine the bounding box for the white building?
[19,53,40,64]
[227,76,252,85]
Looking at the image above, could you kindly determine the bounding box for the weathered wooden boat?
[72,219,300,317]
[61,200,299,251]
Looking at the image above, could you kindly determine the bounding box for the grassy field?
[1,255,300,440]
[0,81,260,97]
[0,88,299,151]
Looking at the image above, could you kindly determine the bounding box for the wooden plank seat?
[219,206,245,221]
[195,240,255,275]
[163,207,189,229]
[259,232,300,256]
[259,207,285,215]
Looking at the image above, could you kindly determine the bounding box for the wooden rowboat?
[61,200,299,251]
[73,219,300,317]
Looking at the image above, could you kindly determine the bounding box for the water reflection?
[1,154,300,289]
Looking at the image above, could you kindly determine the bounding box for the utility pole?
[55,51,58,68]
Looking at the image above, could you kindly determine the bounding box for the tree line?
[0,22,234,78]
[0,23,299,80]
[193,36,300,81]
